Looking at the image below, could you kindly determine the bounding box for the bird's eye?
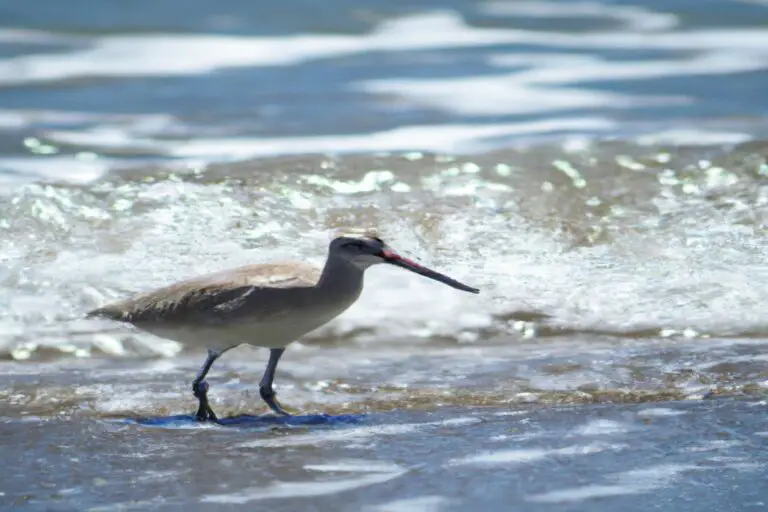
[346,241,366,251]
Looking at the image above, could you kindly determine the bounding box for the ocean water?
[1,0,768,510]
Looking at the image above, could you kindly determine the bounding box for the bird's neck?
[316,252,365,298]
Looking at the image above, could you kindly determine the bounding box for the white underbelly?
[136,311,339,352]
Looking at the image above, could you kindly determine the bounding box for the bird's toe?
[259,386,291,416]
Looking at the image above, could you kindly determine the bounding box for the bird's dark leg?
[259,348,290,416]
[192,349,220,422]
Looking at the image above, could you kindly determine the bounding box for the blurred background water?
[1,0,768,510]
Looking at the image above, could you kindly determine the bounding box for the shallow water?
[2,0,768,510]
[2,384,767,510]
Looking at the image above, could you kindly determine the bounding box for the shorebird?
[87,230,479,422]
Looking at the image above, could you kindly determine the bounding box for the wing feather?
[87,262,322,325]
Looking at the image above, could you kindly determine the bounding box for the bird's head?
[329,228,479,294]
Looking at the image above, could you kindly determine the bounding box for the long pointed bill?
[379,250,480,294]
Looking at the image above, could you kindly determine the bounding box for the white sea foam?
[571,419,629,437]
[359,73,673,117]
[3,9,767,88]
[635,129,753,146]
[238,417,479,448]
[447,442,627,466]
[43,118,614,163]
[0,28,79,45]
[1,5,761,182]
[488,51,764,82]
[365,496,452,512]
[4,159,768,361]
[0,11,561,85]
[358,50,761,117]
[480,1,679,32]
[0,109,177,131]
[1,4,759,174]
[0,156,116,185]
[2,4,768,360]
[525,464,702,503]
[637,407,687,418]
[202,460,407,503]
